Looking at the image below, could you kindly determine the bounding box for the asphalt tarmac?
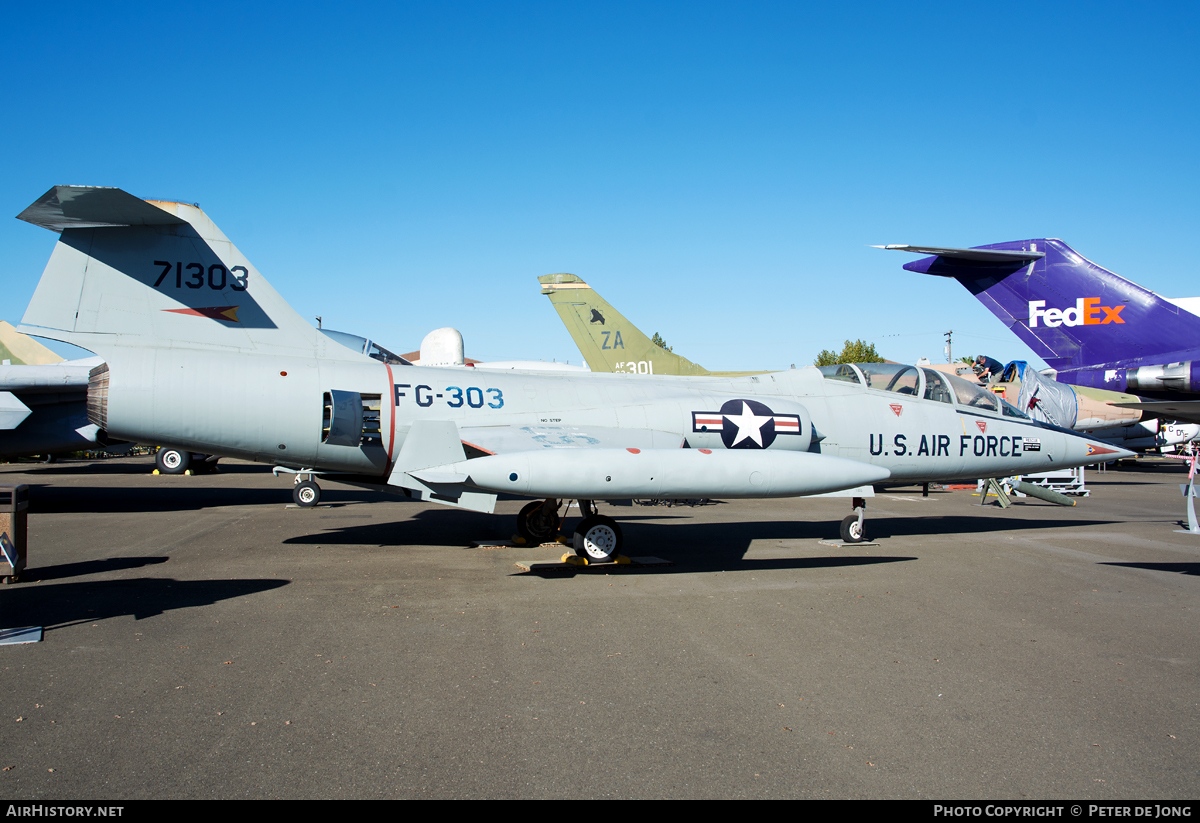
[0,456,1196,799]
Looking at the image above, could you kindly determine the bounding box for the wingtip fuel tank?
[439,447,892,500]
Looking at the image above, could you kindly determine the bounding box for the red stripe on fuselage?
[384,363,397,472]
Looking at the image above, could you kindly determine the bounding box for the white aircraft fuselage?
[16,187,1127,547]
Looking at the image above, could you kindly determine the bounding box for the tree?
[650,332,673,353]
[958,355,975,365]
[813,339,884,367]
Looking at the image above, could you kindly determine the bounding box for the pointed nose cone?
[1058,432,1136,467]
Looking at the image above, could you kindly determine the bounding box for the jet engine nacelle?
[1124,361,1200,394]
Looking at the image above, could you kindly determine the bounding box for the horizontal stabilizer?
[18,186,186,232]
[873,245,1045,267]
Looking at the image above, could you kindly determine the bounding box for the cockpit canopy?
[320,329,411,366]
[817,363,1029,419]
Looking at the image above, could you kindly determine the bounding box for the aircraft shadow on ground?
[865,514,1113,539]
[514,554,918,578]
[10,483,384,514]
[1102,561,1200,577]
[25,556,170,582]
[282,508,1114,575]
[1,577,289,630]
[284,508,1116,546]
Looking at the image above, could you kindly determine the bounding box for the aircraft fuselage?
[98,350,1097,489]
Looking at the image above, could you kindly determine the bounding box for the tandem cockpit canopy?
[817,363,1030,419]
[319,329,411,366]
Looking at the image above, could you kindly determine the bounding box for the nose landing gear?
[274,466,324,508]
[838,496,867,544]
[293,479,321,507]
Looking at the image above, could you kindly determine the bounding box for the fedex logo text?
[1028,299,1125,328]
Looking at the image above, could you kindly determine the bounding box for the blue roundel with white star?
[690,399,803,450]
[720,399,780,449]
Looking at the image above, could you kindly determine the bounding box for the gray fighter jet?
[15,186,1131,557]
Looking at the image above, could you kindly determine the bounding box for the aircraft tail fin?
[538,273,714,376]
[0,321,64,365]
[884,239,1200,371]
[17,186,343,361]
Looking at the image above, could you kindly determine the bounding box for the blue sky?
[3,1,1196,370]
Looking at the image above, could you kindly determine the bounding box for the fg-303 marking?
[394,384,504,409]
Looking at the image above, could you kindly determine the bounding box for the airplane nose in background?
[1067,435,1135,466]
[1099,443,1132,465]
[1089,441,1136,462]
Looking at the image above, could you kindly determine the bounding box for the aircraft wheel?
[192,456,219,474]
[156,447,190,475]
[839,514,864,544]
[517,500,559,544]
[294,480,321,508]
[573,515,623,563]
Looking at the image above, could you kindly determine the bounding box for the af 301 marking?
[394,384,505,409]
[869,433,1027,457]
[615,361,654,374]
[152,260,249,291]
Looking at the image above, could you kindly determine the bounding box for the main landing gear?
[155,447,219,475]
[573,512,623,563]
[273,467,323,507]
[839,496,867,544]
[516,499,560,544]
[516,498,624,563]
[155,447,190,475]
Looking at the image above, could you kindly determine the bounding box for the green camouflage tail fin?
[539,274,766,377]
[0,321,63,365]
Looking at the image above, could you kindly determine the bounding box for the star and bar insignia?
[691,398,802,449]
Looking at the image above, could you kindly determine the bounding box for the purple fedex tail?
[882,239,1200,403]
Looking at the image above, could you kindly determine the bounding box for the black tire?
[573,515,623,563]
[293,480,321,508]
[839,514,864,544]
[192,456,219,474]
[517,500,559,544]
[156,447,190,475]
